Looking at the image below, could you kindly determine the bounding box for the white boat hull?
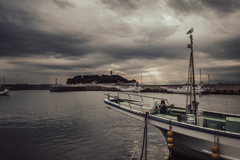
[164,88,209,94]
[0,89,10,95]
[104,99,240,160]
[159,128,240,160]
[119,88,141,92]
[116,86,146,92]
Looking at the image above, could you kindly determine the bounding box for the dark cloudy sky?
[0,0,240,84]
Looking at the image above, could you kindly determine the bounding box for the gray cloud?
[200,36,240,60]
[0,0,180,60]
[0,18,184,60]
[0,1,92,58]
[202,65,240,73]
[0,0,239,84]
[0,22,92,58]
[0,1,183,61]
[101,0,139,11]
[52,0,75,8]
[8,60,107,71]
[0,1,41,27]
[200,65,240,83]
[167,0,240,16]
[216,36,240,60]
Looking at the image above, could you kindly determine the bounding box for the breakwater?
[5,84,51,90]
[50,84,240,94]
[3,83,240,94]
[50,84,118,92]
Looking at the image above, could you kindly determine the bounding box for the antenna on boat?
[185,28,198,125]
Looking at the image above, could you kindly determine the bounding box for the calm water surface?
[0,91,239,160]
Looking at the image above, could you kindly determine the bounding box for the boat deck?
[108,98,240,133]
[118,100,155,113]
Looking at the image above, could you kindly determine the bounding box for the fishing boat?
[162,84,210,94]
[162,70,211,94]
[116,83,146,92]
[103,29,240,160]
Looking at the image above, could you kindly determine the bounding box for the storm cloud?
[167,0,240,15]
[0,0,239,84]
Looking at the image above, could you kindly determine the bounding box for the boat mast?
[185,28,198,125]
[200,69,201,84]
[3,77,5,90]
[208,74,210,84]
[190,34,198,125]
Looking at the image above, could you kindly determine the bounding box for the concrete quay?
[5,84,51,90]
[50,84,118,92]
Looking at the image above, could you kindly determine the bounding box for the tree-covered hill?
[66,74,136,84]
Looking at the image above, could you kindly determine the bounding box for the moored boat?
[0,77,10,95]
[104,93,240,160]
[162,84,210,94]
[0,85,10,95]
[116,83,147,92]
[103,29,240,160]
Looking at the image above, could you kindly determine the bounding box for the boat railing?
[104,92,169,105]
[104,93,145,113]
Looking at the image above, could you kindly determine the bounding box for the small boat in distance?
[0,87,10,95]
[116,82,147,92]
[0,77,10,95]
[162,84,210,94]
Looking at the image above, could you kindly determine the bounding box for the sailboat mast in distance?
[200,68,201,84]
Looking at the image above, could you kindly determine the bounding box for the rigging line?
[217,130,219,151]
[145,113,147,160]
[140,121,146,160]
[130,113,149,160]
[140,113,149,160]
[186,51,192,122]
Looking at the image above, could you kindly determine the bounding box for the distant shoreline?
[2,83,240,95]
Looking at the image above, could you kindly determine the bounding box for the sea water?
[0,90,239,160]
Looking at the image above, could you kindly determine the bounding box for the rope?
[130,113,149,160]
[140,122,146,160]
[140,113,149,160]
